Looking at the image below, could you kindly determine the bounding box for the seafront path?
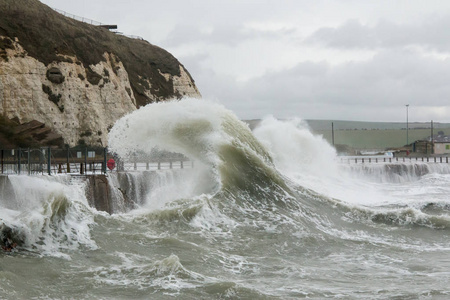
[341,155,450,164]
[0,147,192,175]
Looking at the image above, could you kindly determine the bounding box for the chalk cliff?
[0,0,201,147]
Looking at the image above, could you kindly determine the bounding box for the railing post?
[17,148,21,174]
[85,147,88,174]
[80,162,84,175]
[389,158,392,163]
[440,157,442,163]
[47,147,51,175]
[181,160,184,169]
[39,149,43,174]
[67,146,70,173]
[103,147,107,174]
[158,161,161,170]
[146,162,149,170]
[28,148,31,175]
[170,161,173,169]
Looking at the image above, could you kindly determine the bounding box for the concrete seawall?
[83,175,113,213]
[0,170,190,214]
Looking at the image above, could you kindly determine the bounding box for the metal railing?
[52,8,144,40]
[0,147,192,175]
[341,156,449,164]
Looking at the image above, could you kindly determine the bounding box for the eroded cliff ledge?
[0,0,201,147]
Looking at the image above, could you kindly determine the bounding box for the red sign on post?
[107,159,116,170]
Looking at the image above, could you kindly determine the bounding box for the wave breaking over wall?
[341,162,450,183]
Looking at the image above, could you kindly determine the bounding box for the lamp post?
[406,104,409,146]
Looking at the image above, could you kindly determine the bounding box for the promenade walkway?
[0,147,191,175]
[341,155,449,164]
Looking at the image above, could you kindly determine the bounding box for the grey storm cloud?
[305,16,450,51]
[195,49,450,120]
[163,23,296,47]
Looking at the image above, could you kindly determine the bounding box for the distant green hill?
[315,128,450,150]
[305,120,450,131]
[243,119,450,150]
[307,120,450,149]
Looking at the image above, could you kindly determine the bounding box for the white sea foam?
[108,98,227,166]
[252,117,392,206]
[0,175,97,257]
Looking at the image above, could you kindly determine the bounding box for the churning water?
[1,98,449,299]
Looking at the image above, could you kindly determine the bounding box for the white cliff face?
[159,66,201,98]
[0,36,201,146]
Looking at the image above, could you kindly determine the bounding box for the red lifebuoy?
[107,159,116,170]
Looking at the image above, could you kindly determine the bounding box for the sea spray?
[108,98,225,166]
[0,175,97,257]
[108,98,291,208]
[342,162,450,183]
[107,169,216,212]
[252,116,388,206]
[253,116,338,177]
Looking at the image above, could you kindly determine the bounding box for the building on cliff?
[0,0,201,148]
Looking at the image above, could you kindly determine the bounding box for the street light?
[406,104,409,145]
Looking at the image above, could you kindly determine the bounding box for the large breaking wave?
[107,98,450,232]
[1,98,449,260]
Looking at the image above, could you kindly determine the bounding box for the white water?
[108,98,226,167]
[1,99,449,299]
[0,175,96,258]
[253,116,450,208]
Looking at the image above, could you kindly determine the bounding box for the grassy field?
[314,128,450,149]
[244,119,450,150]
[305,120,450,131]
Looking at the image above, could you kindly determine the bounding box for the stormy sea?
[1,99,449,299]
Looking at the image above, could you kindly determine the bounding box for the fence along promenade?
[0,147,192,175]
[341,156,450,164]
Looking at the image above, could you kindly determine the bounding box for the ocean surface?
[1,99,449,299]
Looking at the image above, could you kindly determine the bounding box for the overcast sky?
[40,0,450,122]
